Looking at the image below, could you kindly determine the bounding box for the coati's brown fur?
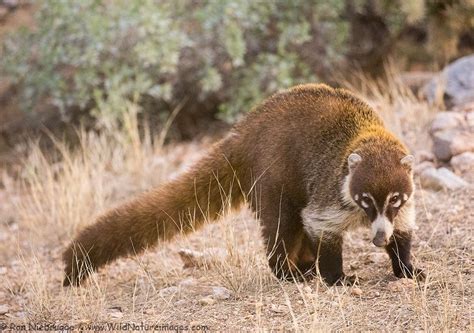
[63,84,424,286]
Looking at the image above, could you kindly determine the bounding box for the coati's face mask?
[347,153,414,247]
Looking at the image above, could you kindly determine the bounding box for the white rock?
[451,152,474,173]
[210,286,232,300]
[430,112,465,133]
[414,161,436,175]
[368,252,388,264]
[450,132,474,156]
[159,286,179,297]
[431,127,474,162]
[303,285,313,294]
[420,167,469,191]
[0,304,9,315]
[108,307,123,319]
[388,278,415,292]
[178,277,198,288]
[270,304,287,314]
[423,55,474,108]
[416,150,435,162]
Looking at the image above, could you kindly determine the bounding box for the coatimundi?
[63,84,424,287]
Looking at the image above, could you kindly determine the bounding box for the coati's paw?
[332,274,359,286]
[395,265,425,281]
[322,273,358,286]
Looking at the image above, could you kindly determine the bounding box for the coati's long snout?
[63,136,246,286]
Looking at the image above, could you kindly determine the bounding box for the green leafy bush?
[1,0,472,129]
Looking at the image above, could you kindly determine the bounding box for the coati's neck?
[345,125,408,161]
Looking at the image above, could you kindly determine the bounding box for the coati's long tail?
[63,137,245,286]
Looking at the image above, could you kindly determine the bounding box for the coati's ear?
[400,155,415,170]
[348,153,362,172]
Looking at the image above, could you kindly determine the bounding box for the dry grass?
[0,79,472,331]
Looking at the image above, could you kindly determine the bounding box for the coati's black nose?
[372,231,388,247]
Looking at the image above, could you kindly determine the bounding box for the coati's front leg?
[386,230,425,280]
[258,194,317,281]
[315,234,356,286]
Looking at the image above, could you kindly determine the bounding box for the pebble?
[158,286,179,297]
[414,161,436,175]
[210,286,232,300]
[0,304,9,315]
[270,304,287,314]
[350,287,363,296]
[368,252,388,264]
[303,286,313,294]
[416,150,435,163]
[451,152,474,174]
[420,167,469,191]
[199,297,216,306]
[387,278,416,292]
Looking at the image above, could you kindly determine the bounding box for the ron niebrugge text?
[0,322,210,332]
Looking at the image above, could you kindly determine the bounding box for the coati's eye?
[389,195,401,207]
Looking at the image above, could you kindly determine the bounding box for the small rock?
[414,161,436,175]
[0,267,7,275]
[350,287,363,296]
[420,167,469,191]
[432,130,456,161]
[423,55,474,108]
[388,278,415,292]
[3,0,20,9]
[159,286,179,297]
[450,132,474,156]
[416,150,435,163]
[178,277,198,288]
[431,130,474,161]
[210,286,232,300]
[270,304,287,314]
[368,252,388,264]
[108,307,123,319]
[303,286,313,294]
[0,304,9,315]
[429,112,465,133]
[451,152,474,174]
[199,297,216,306]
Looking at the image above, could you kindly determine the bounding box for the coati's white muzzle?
[371,215,393,247]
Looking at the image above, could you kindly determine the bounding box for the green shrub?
[1,0,472,129]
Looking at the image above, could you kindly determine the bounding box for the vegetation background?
[0,0,472,331]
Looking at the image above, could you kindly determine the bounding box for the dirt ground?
[0,136,472,332]
[0,78,472,331]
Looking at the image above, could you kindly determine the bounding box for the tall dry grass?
[0,74,471,330]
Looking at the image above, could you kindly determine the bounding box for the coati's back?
[235,84,391,207]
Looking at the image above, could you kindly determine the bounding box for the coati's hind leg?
[256,195,317,281]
